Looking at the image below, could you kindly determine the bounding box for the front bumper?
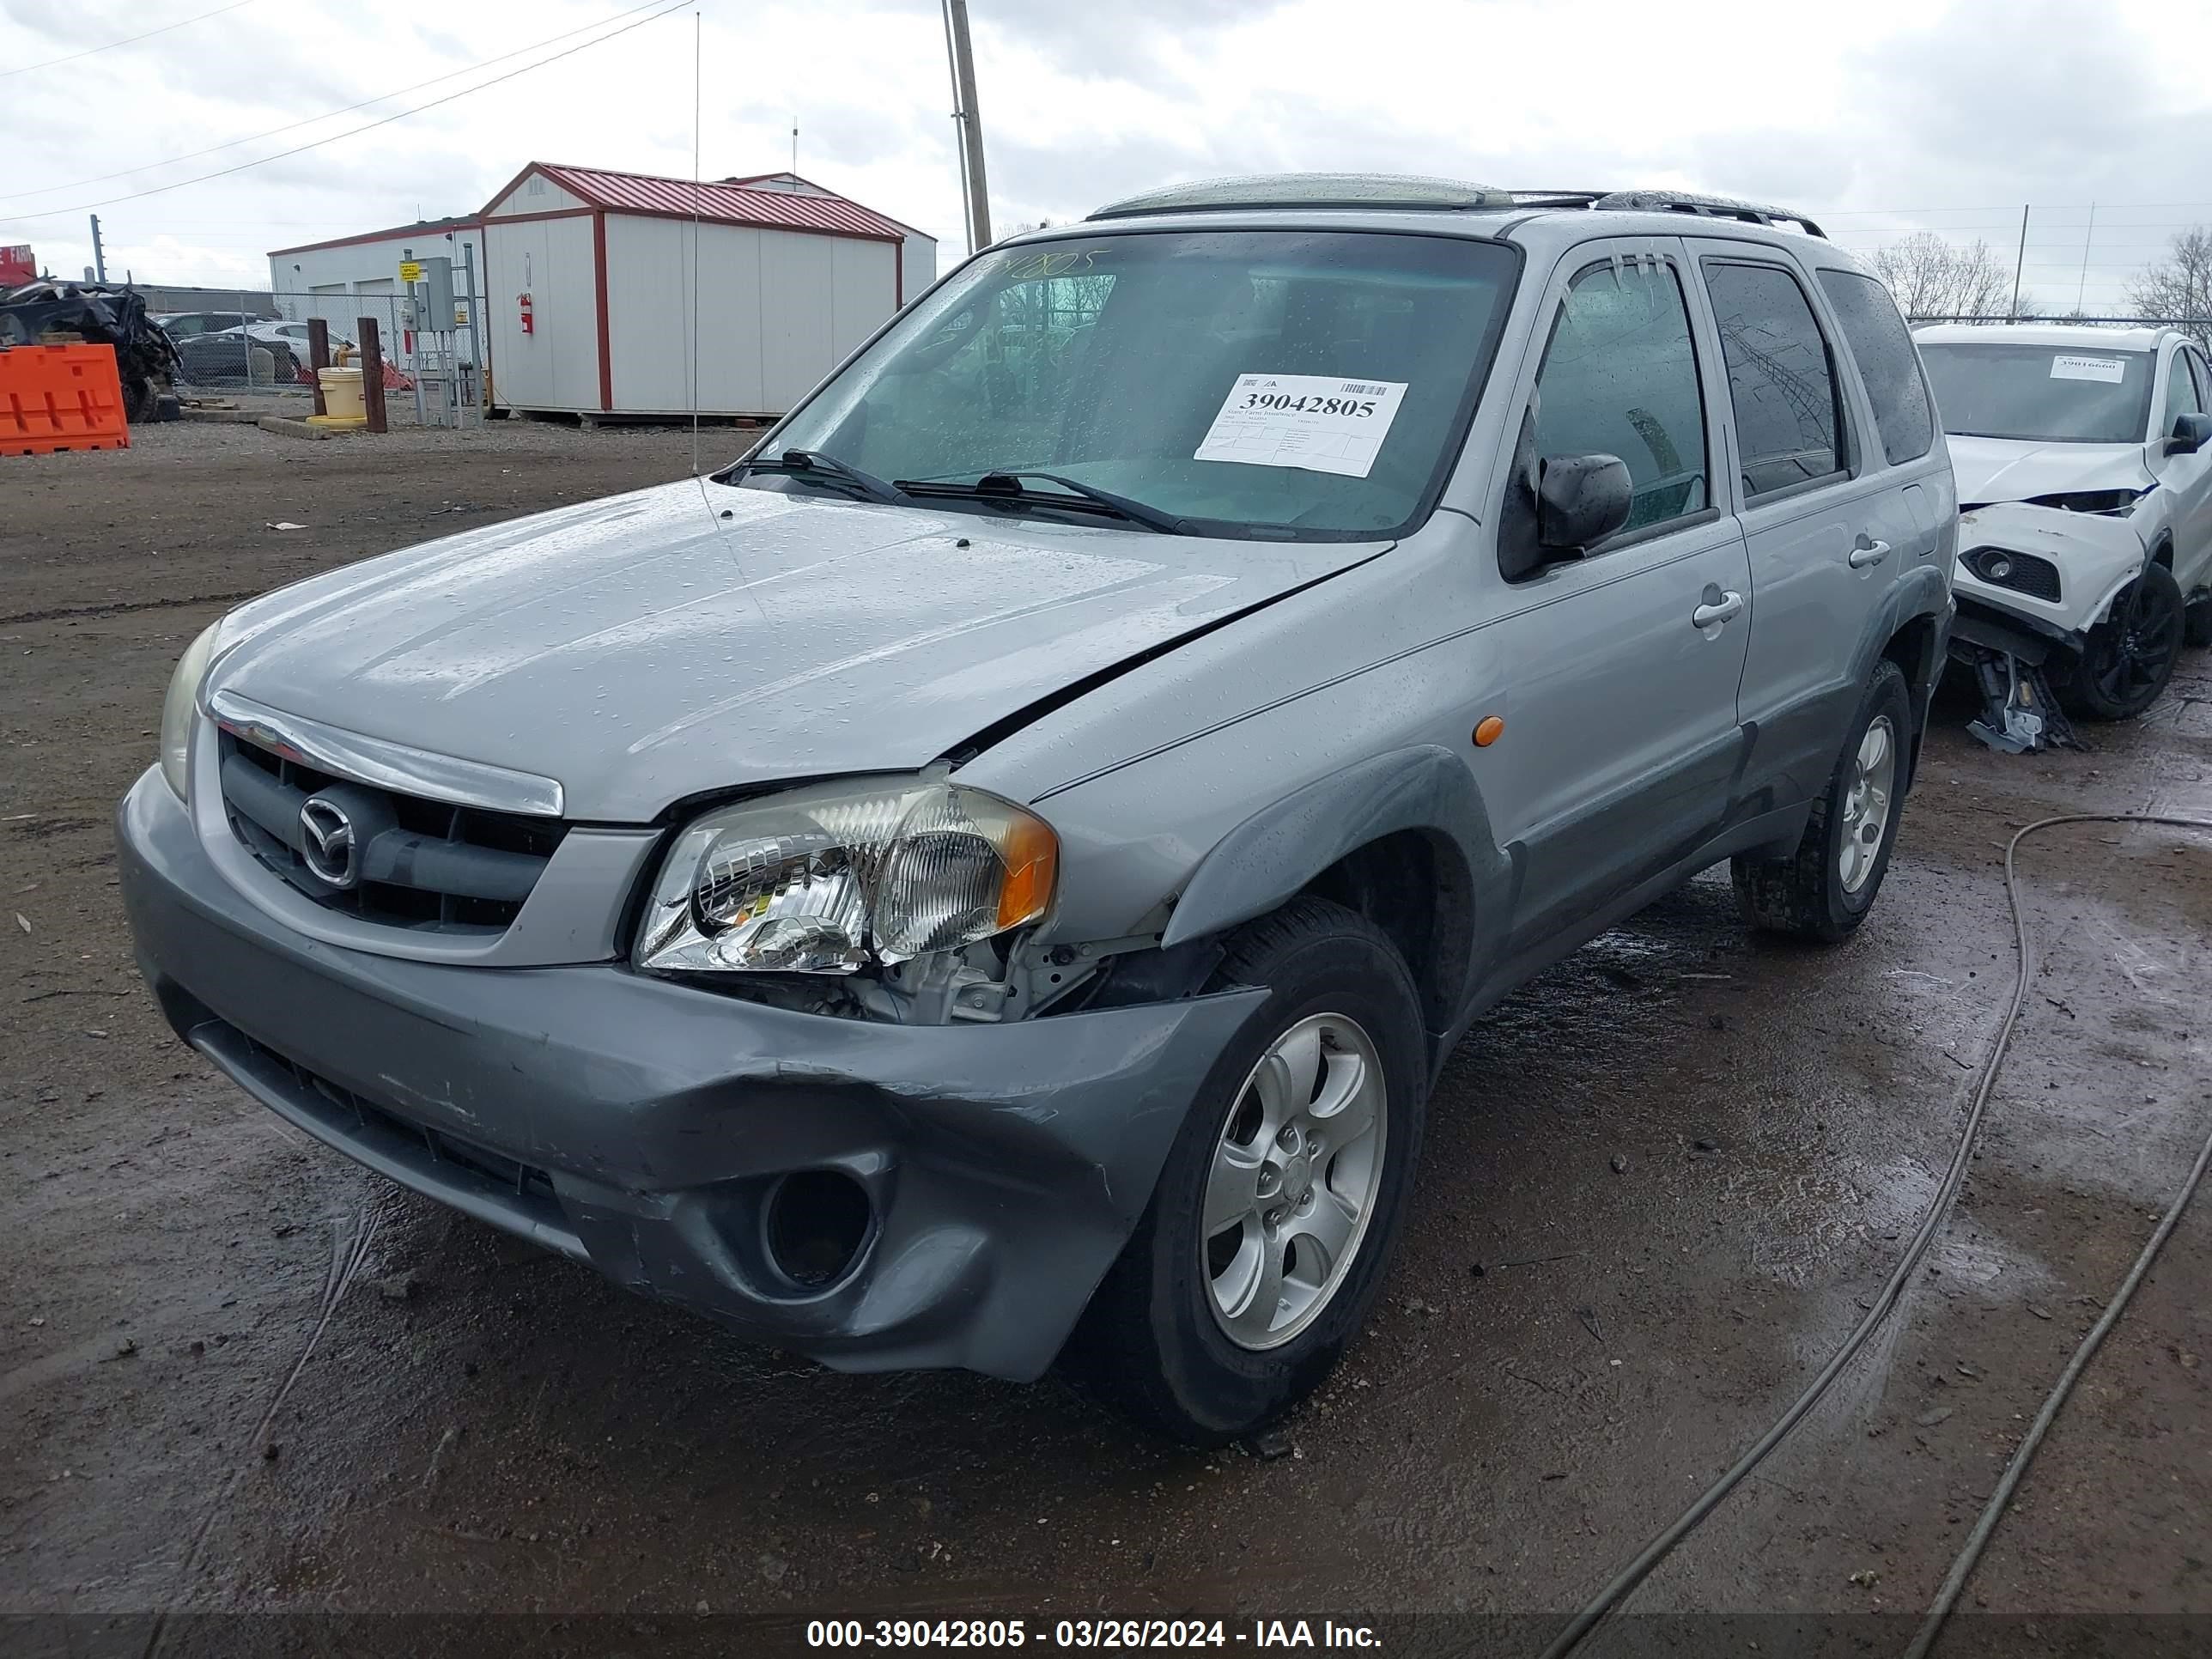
[117,767,1263,1381]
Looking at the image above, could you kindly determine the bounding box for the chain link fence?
[163,290,483,416]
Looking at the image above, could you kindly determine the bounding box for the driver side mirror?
[2166,411,2212,455]
[1538,453,1634,553]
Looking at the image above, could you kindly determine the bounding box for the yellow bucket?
[317,366,366,422]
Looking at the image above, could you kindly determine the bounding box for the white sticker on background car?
[2049,355,2127,384]
[1194,374,1409,477]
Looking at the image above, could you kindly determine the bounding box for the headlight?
[634,776,1058,975]
[158,621,224,802]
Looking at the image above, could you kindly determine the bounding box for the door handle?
[1848,538,1891,569]
[1692,590,1745,629]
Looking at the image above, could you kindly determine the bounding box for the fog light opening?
[763,1170,873,1291]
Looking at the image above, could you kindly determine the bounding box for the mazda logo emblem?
[299,796,359,888]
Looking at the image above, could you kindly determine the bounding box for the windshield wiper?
[722,448,911,506]
[894,470,1194,535]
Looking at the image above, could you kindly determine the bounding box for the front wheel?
[1732,658,1911,944]
[2060,564,2185,721]
[1069,896,1426,1444]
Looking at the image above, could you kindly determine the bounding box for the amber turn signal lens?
[995,812,1060,931]
[1474,716,1505,748]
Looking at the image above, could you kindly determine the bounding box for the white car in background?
[218,319,356,354]
[1917,323,2212,726]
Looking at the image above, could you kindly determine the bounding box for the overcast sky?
[4,0,2211,313]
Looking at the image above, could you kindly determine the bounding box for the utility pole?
[2077,202,2096,314]
[2010,204,2028,319]
[945,0,992,251]
[88,214,106,283]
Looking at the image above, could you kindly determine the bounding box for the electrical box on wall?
[416,257,455,323]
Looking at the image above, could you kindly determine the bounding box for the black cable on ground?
[1536,812,2212,1659]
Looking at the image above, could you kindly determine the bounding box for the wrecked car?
[1918,325,2211,739]
[118,178,1953,1443]
[0,280,180,422]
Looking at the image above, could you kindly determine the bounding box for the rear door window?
[1533,256,1709,536]
[1815,269,1934,466]
[1700,260,1848,500]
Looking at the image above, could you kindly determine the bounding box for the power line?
[0,0,255,80]
[0,0,694,226]
[0,0,677,207]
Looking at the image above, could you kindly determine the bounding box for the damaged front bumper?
[1949,502,2151,751]
[116,766,1264,1382]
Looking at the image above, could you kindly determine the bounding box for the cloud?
[1,0,2208,313]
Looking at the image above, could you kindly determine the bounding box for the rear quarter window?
[1816,269,1935,466]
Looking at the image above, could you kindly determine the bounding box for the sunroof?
[1089,173,1516,220]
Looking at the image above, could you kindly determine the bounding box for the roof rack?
[1587,190,1826,240]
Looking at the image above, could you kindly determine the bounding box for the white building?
[475,162,937,420]
[266,217,486,363]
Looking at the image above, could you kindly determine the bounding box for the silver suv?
[118,177,1954,1443]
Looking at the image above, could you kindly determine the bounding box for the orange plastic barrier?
[1,343,130,457]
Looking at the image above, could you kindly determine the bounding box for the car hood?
[1945,434,2152,507]
[206,480,1386,821]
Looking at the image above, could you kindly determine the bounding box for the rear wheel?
[1733,659,1911,943]
[2184,591,2212,650]
[1070,896,1425,1444]
[2060,564,2184,720]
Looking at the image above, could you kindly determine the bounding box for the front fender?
[1159,744,1512,1032]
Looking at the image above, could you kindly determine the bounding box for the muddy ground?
[3,421,2209,1657]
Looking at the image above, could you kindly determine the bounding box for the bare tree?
[2127,227,2212,350]
[1869,234,2015,321]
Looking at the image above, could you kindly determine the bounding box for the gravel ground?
[2,422,2208,1657]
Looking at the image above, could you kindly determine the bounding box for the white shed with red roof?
[478,162,935,421]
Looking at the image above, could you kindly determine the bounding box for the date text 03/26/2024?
[805,1619,1382,1650]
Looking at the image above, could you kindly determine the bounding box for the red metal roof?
[507,163,909,242]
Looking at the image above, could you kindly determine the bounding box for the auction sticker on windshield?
[2050,355,2128,384]
[1194,373,1408,477]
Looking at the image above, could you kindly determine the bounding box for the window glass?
[1816,269,1934,465]
[1702,261,1845,497]
[2160,346,2204,434]
[1917,343,2154,443]
[2188,349,2210,409]
[1533,258,1707,535]
[771,230,1520,542]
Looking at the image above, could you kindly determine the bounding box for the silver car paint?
[205,479,1386,825]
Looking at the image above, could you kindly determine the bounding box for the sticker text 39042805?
[1194,373,1409,478]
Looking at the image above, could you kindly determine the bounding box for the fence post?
[359,316,388,434]
[307,319,330,416]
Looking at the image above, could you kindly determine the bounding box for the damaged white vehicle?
[1917,325,2212,744]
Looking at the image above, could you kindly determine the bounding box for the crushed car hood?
[206,480,1385,821]
[1946,434,2152,507]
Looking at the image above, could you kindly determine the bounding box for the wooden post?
[358,316,388,434]
[307,319,330,416]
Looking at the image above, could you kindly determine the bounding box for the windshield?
[1919,342,2154,444]
[758,229,1520,539]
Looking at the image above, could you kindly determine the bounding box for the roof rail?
[1589,190,1826,240]
[1090,174,1516,219]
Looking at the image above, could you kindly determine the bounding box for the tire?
[120,374,156,425]
[2185,592,2212,650]
[1732,659,1911,944]
[1069,896,1426,1444]
[2058,564,2185,721]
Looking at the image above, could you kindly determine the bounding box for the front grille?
[1963,546,2063,602]
[217,730,568,933]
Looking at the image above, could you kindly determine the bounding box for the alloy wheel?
[1838,714,1897,895]
[2094,575,2183,707]
[1200,1012,1388,1351]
